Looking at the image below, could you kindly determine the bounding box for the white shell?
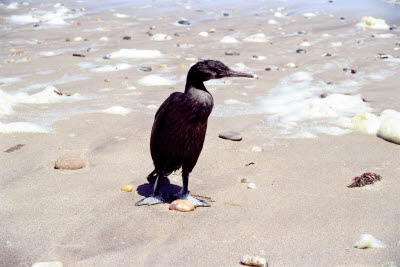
[240,255,267,267]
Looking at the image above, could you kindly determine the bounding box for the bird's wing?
[150,92,187,162]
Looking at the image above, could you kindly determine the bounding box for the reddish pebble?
[55,156,84,170]
[169,199,195,212]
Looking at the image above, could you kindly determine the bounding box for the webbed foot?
[172,192,211,207]
[135,194,165,206]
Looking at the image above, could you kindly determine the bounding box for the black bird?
[136,60,253,207]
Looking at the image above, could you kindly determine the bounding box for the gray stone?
[218,131,242,141]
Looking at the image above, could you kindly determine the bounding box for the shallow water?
[1,0,399,136]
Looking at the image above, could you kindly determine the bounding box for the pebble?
[225,51,240,56]
[240,255,267,267]
[198,32,208,37]
[121,184,133,192]
[322,53,332,57]
[73,37,83,42]
[178,20,191,25]
[247,182,257,189]
[138,66,152,72]
[54,156,84,170]
[123,36,131,40]
[209,28,216,33]
[377,54,391,59]
[252,146,263,152]
[218,131,242,141]
[241,178,251,183]
[72,53,85,57]
[104,79,111,82]
[296,49,307,53]
[169,199,195,212]
[343,68,357,74]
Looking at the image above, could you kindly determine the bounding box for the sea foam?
[106,49,162,59]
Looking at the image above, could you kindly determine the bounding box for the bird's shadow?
[136,177,182,203]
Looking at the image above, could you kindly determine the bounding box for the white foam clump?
[258,72,371,137]
[31,261,63,267]
[114,13,129,18]
[8,5,83,25]
[198,32,208,37]
[0,122,48,133]
[290,71,313,82]
[106,49,162,59]
[0,76,22,86]
[303,13,316,18]
[6,2,19,9]
[102,106,131,115]
[274,12,286,18]
[91,63,132,73]
[354,234,387,249]
[268,19,278,25]
[331,42,343,47]
[300,41,311,47]
[0,86,78,116]
[138,75,176,86]
[377,109,400,144]
[150,33,172,41]
[347,113,381,135]
[374,33,396,38]
[243,33,269,43]
[99,36,108,41]
[9,15,39,24]
[357,16,390,30]
[220,36,240,43]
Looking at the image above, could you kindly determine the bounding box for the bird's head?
[188,60,254,82]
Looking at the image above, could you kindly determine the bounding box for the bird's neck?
[184,79,207,93]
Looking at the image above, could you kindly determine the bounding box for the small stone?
[218,131,242,141]
[265,67,271,71]
[286,62,297,68]
[55,156,84,170]
[66,38,71,42]
[123,36,131,40]
[240,255,267,267]
[159,64,167,68]
[178,20,191,25]
[247,182,257,189]
[138,66,152,72]
[73,37,83,42]
[297,30,307,34]
[296,49,307,53]
[323,53,332,57]
[209,28,216,33]
[225,51,240,56]
[223,13,229,16]
[343,68,357,74]
[104,79,111,82]
[121,184,133,192]
[169,199,195,212]
[241,178,251,183]
[320,93,328,98]
[252,146,263,152]
[149,26,156,30]
[72,53,85,57]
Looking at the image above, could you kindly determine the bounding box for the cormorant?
[136,60,253,207]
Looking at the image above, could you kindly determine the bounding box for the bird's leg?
[136,172,165,206]
[172,171,211,207]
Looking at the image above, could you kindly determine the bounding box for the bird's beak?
[222,70,254,78]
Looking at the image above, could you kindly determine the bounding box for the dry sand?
[1,1,400,266]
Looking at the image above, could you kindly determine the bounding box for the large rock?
[377,109,400,145]
[54,156,84,170]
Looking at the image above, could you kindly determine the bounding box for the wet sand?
[1,1,400,266]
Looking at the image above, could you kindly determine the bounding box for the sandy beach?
[1,0,400,266]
